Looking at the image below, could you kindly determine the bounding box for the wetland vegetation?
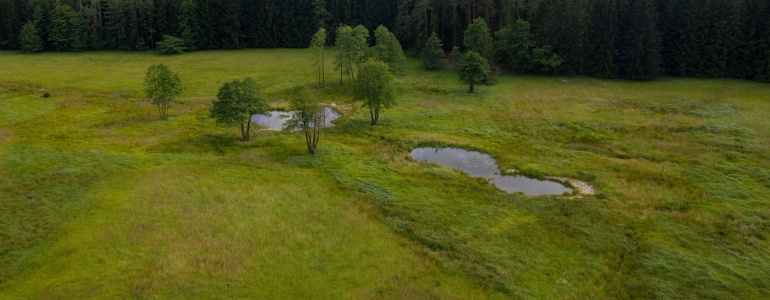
[0,49,769,298]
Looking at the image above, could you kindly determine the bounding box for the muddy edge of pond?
[507,169,597,197]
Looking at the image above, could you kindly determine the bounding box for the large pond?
[251,107,341,129]
[409,147,573,196]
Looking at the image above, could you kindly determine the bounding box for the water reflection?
[409,147,573,196]
[251,107,341,129]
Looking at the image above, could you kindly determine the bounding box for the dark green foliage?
[449,46,463,67]
[0,0,768,81]
[48,5,87,52]
[463,18,493,61]
[586,0,621,78]
[374,25,406,74]
[618,0,661,80]
[354,59,395,126]
[494,20,561,73]
[459,51,491,93]
[156,35,188,55]
[422,32,446,70]
[211,77,268,141]
[18,21,42,53]
[144,63,183,120]
[178,0,200,50]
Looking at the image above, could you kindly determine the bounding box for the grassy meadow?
[1,49,769,299]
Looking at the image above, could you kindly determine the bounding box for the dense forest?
[1,0,769,81]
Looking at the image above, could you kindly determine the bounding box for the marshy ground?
[1,49,769,298]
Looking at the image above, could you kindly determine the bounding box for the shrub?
[156,35,188,55]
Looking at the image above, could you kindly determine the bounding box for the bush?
[42,92,51,98]
[156,35,188,55]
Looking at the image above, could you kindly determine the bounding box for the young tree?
[463,17,493,61]
[211,77,269,141]
[144,64,183,120]
[351,25,371,71]
[422,32,446,70]
[19,21,43,53]
[354,59,395,126]
[373,25,406,74]
[459,51,490,93]
[284,86,323,154]
[334,25,354,86]
[178,0,200,50]
[310,28,327,88]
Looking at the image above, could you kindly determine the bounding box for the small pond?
[409,147,573,196]
[251,107,341,130]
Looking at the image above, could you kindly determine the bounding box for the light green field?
[1,49,769,299]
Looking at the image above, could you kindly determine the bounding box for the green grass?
[1,49,769,299]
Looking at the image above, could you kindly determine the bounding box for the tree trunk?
[469,82,475,93]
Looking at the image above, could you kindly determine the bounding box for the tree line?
[2,0,769,81]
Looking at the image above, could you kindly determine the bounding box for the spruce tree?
[178,0,200,51]
[586,0,621,78]
[619,0,661,80]
[422,32,446,70]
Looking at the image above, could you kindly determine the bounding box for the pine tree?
[18,21,43,53]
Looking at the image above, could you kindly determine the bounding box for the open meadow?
[1,49,769,298]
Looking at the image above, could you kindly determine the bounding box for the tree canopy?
[285,86,323,154]
[19,21,42,53]
[459,51,491,93]
[422,32,446,70]
[354,59,396,126]
[211,77,269,141]
[144,63,184,120]
[1,0,769,81]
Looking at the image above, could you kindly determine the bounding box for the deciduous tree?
[284,86,323,154]
[144,63,184,120]
[463,17,493,61]
[354,59,395,125]
[211,77,269,141]
[310,28,327,88]
[374,25,406,74]
[19,21,42,53]
[459,51,490,93]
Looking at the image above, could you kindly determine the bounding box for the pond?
[409,147,573,196]
[251,107,341,130]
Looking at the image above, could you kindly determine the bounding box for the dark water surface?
[251,107,341,129]
[409,147,573,196]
